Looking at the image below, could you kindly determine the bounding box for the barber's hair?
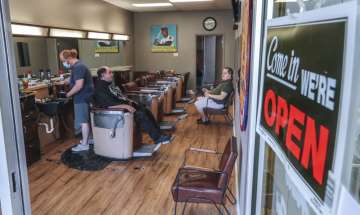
[224,67,234,79]
[62,49,78,59]
[97,66,108,79]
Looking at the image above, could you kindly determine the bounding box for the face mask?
[63,61,71,69]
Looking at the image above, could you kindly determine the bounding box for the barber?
[60,49,94,152]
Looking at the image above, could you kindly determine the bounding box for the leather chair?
[203,91,235,125]
[171,137,239,215]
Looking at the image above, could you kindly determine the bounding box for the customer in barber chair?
[194,67,234,125]
[93,66,172,145]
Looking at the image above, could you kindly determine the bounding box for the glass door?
[0,0,31,214]
[253,0,357,215]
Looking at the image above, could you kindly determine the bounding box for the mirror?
[13,36,128,78]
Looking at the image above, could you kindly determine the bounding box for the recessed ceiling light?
[132,3,173,7]
[49,28,86,38]
[274,0,308,2]
[112,34,130,41]
[11,24,48,37]
[88,32,111,40]
[170,0,213,2]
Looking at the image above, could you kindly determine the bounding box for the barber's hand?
[204,92,210,98]
[124,105,136,113]
[66,93,71,98]
[202,88,208,93]
[64,77,70,85]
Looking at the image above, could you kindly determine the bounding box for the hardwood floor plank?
[28,105,237,215]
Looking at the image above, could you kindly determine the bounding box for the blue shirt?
[70,61,94,104]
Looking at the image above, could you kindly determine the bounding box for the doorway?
[196,35,224,92]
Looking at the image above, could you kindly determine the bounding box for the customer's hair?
[224,67,234,79]
[62,49,78,59]
[97,66,108,79]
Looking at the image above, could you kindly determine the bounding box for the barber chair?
[122,81,176,131]
[151,77,186,115]
[91,108,161,159]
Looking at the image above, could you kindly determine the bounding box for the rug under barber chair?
[61,146,112,171]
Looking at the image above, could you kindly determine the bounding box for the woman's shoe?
[197,118,210,125]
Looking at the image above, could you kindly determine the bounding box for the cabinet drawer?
[25,139,41,166]
[23,120,39,142]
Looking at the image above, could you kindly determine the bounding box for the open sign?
[257,20,345,200]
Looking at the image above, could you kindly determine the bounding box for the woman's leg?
[194,97,208,121]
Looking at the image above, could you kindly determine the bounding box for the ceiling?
[103,0,232,12]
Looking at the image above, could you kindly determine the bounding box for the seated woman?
[194,67,234,124]
[93,66,171,145]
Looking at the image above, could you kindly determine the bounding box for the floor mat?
[61,146,112,171]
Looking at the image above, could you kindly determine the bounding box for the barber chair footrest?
[168,108,186,115]
[159,121,176,130]
[133,144,160,157]
[177,97,192,103]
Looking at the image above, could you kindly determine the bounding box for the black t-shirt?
[70,61,94,103]
[93,79,130,108]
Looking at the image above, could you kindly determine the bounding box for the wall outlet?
[94,53,100,58]
[173,53,179,57]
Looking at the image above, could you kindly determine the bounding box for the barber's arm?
[66,79,84,97]
[205,91,227,101]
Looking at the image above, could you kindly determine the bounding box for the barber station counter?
[21,79,75,158]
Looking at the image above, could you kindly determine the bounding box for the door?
[0,0,31,214]
[196,35,224,91]
[202,35,216,86]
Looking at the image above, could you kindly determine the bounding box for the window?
[272,0,345,18]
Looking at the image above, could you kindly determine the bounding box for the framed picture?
[95,40,119,53]
[151,24,177,53]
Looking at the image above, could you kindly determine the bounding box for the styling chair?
[91,107,160,159]
[122,81,176,130]
[171,137,239,215]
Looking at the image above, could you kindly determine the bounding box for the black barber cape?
[93,79,132,108]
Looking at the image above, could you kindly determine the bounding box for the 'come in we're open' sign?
[257,20,346,201]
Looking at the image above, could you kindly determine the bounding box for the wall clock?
[203,17,217,31]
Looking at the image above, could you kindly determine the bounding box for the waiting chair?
[171,137,240,215]
[203,91,234,125]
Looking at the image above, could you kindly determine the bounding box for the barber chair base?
[159,121,176,130]
[177,97,192,103]
[133,144,160,157]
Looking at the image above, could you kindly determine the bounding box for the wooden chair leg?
[222,203,231,215]
[226,186,237,205]
[181,201,188,215]
[174,201,178,215]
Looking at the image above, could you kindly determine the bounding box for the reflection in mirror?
[272,0,345,18]
[13,36,128,78]
[17,42,30,67]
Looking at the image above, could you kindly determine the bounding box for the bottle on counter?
[27,70,32,80]
[46,69,52,80]
[18,79,24,95]
[39,69,44,81]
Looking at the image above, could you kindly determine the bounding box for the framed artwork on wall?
[151,24,177,53]
[95,40,119,53]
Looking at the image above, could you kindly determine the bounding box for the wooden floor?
[28,103,237,215]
